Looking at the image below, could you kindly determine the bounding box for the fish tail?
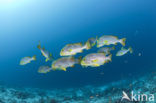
[96,40,102,48]
[120,38,126,46]
[33,55,36,60]
[85,41,91,50]
[37,41,41,49]
[91,36,98,47]
[108,54,112,62]
[92,36,98,47]
[129,47,133,54]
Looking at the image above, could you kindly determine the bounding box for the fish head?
[52,61,57,69]
[60,49,66,56]
[96,42,102,48]
[81,58,87,65]
[96,41,104,48]
[60,48,71,56]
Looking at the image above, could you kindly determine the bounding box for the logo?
[121,91,155,102]
[121,91,131,101]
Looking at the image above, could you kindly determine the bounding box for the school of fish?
[19,35,133,73]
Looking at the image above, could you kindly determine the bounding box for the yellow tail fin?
[85,41,91,50]
[33,55,36,60]
[108,54,112,62]
[129,47,133,54]
[89,36,98,47]
[92,36,98,47]
[120,38,126,46]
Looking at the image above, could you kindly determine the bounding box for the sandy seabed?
[0,73,156,103]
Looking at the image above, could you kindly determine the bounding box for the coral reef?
[0,73,155,103]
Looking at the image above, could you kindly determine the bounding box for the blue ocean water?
[0,0,156,90]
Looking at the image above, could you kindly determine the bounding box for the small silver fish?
[60,41,91,56]
[37,42,53,62]
[81,53,112,67]
[116,47,133,56]
[97,46,115,55]
[97,35,126,48]
[20,56,36,65]
[52,56,82,71]
[38,66,52,74]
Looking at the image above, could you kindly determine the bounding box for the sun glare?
[0,0,28,9]
[0,0,15,4]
